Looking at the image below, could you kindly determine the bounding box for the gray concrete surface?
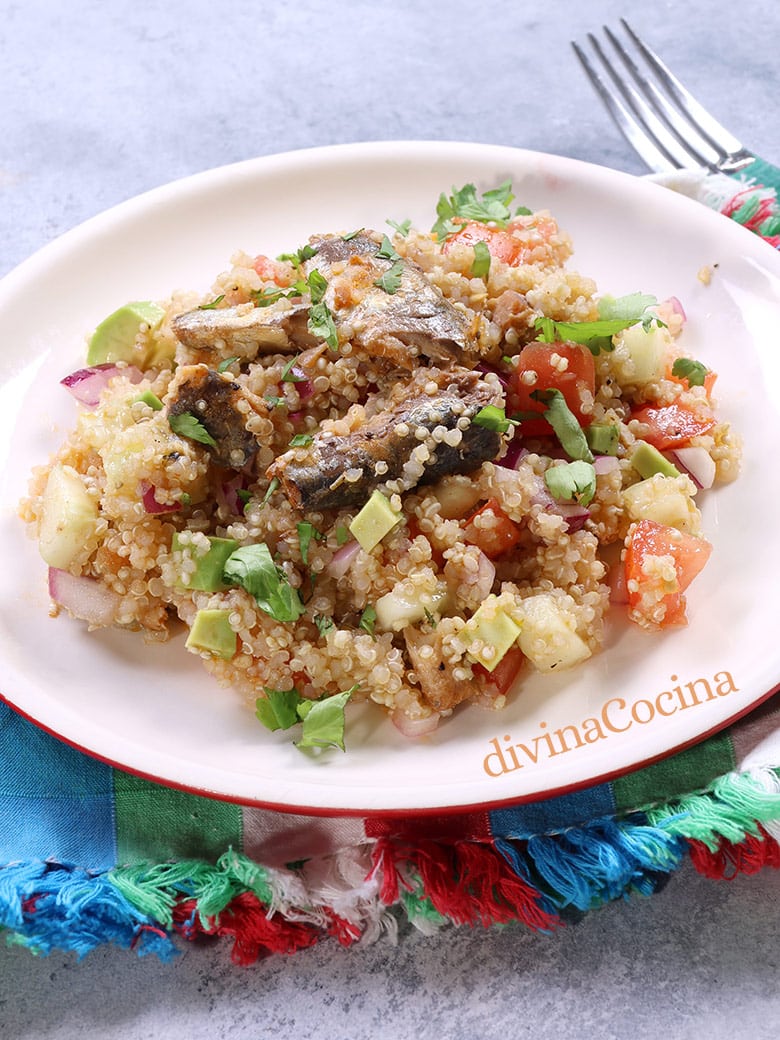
[2,1,780,1036]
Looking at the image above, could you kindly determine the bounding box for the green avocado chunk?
[185,609,237,660]
[87,301,166,366]
[172,534,240,592]
[630,441,680,479]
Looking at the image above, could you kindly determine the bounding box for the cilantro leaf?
[217,356,240,373]
[671,357,709,387]
[374,260,405,295]
[473,404,515,433]
[223,542,305,623]
[306,268,328,305]
[376,235,400,261]
[431,180,516,240]
[264,395,286,409]
[280,356,307,383]
[359,605,377,638]
[335,525,350,546]
[544,460,597,507]
[276,244,317,269]
[530,389,593,462]
[470,240,491,279]
[255,687,302,731]
[314,614,334,636]
[597,292,658,322]
[534,291,664,355]
[297,521,321,565]
[296,685,357,751]
[260,477,279,507]
[289,433,314,448]
[169,411,217,447]
[199,294,225,310]
[386,218,412,237]
[308,301,338,350]
[342,228,363,241]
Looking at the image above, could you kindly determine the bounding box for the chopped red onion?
[216,475,246,515]
[476,361,511,391]
[593,455,620,475]
[391,709,441,738]
[61,364,144,408]
[671,446,716,490]
[531,477,590,531]
[326,538,361,579]
[48,568,122,628]
[497,440,528,470]
[473,550,497,601]
[140,481,180,514]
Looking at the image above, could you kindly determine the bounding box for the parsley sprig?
[255,684,358,751]
[432,180,522,241]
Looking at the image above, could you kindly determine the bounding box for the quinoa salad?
[20,182,741,749]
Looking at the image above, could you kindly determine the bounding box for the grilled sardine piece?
[267,368,501,512]
[302,232,481,369]
[166,364,265,469]
[171,300,316,365]
[404,627,481,713]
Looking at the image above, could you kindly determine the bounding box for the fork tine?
[620,19,745,160]
[572,41,678,173]
[578,34,704,172]
[602,25,722,170]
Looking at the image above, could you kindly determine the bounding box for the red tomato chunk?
[631,403,715,451]
[624,519,712,628]
[509,341,596,437]
[463,498,522,559]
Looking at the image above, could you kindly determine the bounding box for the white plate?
[1,141,778,815]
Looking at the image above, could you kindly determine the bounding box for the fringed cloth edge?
[2,766,779,965]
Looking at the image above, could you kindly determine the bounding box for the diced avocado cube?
[87,301,166,366]
[172,534,239,592]
[586,423,619,456]
[631,441,680,479]
[185,608,237,660]
[461,598,522,673]
[134,390,163,411]
[349,490,402,552]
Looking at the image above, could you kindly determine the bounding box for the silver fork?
[572,20,756,176]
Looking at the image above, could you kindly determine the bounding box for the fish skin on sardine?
[166,364,267,469]
[267,368,502,513]
[170,230,482,370]
[170,299,316,365]
[302,232,481,369]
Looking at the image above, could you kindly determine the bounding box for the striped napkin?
[2,165,779,965]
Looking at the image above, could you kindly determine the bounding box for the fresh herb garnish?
[423,607,437,629]
[217,356,239,373]
[335,525,350,546]
[376,235,400,261]
[260,477,279,507]
[180,492,191,506]
[289,433,314,448]
[169,411,217,447]
[544,460,597,507]
[530,389,593,462]
[342,228,363,241]
[276,244,317,269]
[534,293,664,355]
[254,683,358,751]
[473,404,516,434]
[297,521,322,565]
[280,356,307,383]
[374,260,405,295]
[255,687,302,731]
[305,269,339,350]
[134,390,163,411]
[314,614,334,636]
[237,489,252,505]
[359,605,377,638]
[672,357,709,387]
[264,395,286,409]
[386,218,412,237]
[431,180,516,241]
[470,240,491,279]
[198,294,225,310]
[223,541,304,623]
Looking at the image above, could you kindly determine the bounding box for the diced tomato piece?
[442,217,560,267]
[442,221,525,265]
[474,646,525,695]
[624,519,712,628]
[463,498,522,559]
[631,403,716,451]
[508,341,596,436]
[252,254,295,287]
